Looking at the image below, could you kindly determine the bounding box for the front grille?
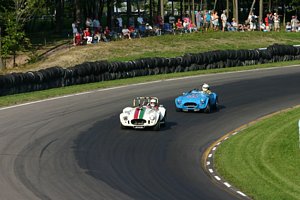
[184,102,197,108]
[131,119,146,125]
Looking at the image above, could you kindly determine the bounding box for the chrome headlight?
[200,99,205,104]
[177,99,182,104]
[123,116,128,121]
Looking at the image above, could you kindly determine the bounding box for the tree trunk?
[75,0,81,24]
[55,0,63,33]
[259,0,263,23]
[233,0,239,24]
[192,0,195,24]
[0,27,4,70]
[160,0,164,23]
[180,0,183,20]
[213,0,217,10]
[127,0,131,26]
[99,0,104,24]
[150,0,153,24]
[107,0,113,29]
[137,0,140,16]
[226,0,229,18]
[249,0,256,16]
[13,52,16,68]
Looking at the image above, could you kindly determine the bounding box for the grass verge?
[4,31,300,73]
[214,106,300,200]
[0,60,299,108]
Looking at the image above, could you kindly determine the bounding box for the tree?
[0,0,44,69]
[1,14,31,67]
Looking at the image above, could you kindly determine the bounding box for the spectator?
[265,14,270,31]
[83,27,93,44]
[145,23,154,36]
[268,12,274,31]
[221,10,227,32]
[286,22,292,32]
[259,20,266,32]
[183,18,190,32]
[291,16,299,32]
[104,26,111,38]
[74,32,82,45]
[169,15,175,26]
[137,15,144,26]
[175,18,183,33]
[273,13,280,32]
[212,11,219,31]
[92,30,101,43]
[128,25,139,38]
[122,25,132,39]
[248,12,257,31]
[129,16,135,27]
[231,18,238,31]
[72,21,78,45]
[153,25,162,36]
[155,15,164,29]
[85,17,93,29]
[93,17,101,33]
[189,22,198,32]
[196,10,203,31]
[204,10,211,32]
[116,15,123,33]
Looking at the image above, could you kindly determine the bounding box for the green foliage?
[1,16,31,59]
[291,0,300,10]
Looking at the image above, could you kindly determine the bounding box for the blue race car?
[175,89,218,113]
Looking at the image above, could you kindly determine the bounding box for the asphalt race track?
[0,65,300,200]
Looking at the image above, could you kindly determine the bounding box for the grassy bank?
[214,106,300,200]
[4,31,300,74]
[0,60,299,108]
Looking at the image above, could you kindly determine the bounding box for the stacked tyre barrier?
[0,44,300,97]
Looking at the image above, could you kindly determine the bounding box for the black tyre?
[213,97,219,110]
[161,113,167,127]
[204,102,211,113]
[120,123,127,129]
[176,107,182,112]
[153,121,160,131]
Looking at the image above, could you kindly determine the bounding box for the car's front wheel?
[204,102,211,113]
[175,107,182,112]
[161,112,166,127]
[120,123,127,129]
[153,121,160,131]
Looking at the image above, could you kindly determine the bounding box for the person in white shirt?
[273,13,280,32]
[291,16,299,32]
[221,10,227,32]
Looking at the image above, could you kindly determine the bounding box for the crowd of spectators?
[71,11,300,46]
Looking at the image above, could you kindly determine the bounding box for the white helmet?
[202,83,210,92]
[150,99,157,107]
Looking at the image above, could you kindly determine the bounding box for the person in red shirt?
[74,32,82,45]
[104,26,110,36]
[176,18,183,33]
[83,27,92,44]
[265,14,269,31]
